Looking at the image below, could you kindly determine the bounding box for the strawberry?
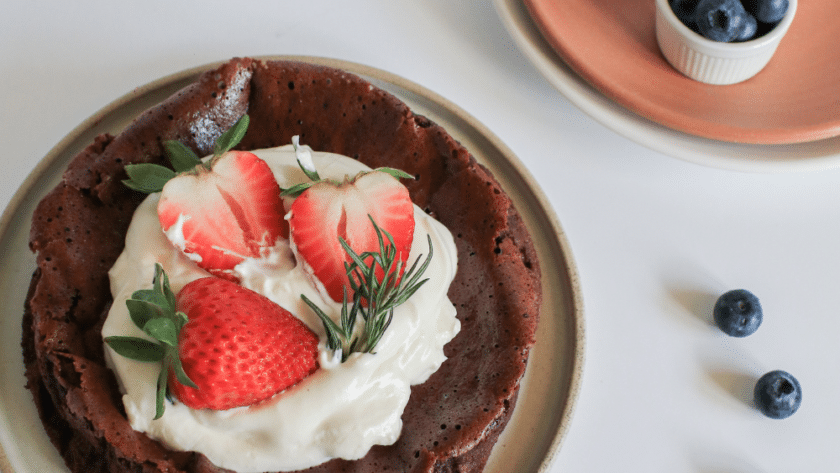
[170,276,319,410]
[122,115,287,281]
[105,264,319,417]
[288,170,415,303]
[157,150,287,280]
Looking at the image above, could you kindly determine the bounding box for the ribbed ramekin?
[655,0,796,85]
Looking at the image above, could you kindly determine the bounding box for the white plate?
[494,0,840,173]
[0,56,584,472]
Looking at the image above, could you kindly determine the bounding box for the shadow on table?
[668,285,719,328]
[705,367,757,409]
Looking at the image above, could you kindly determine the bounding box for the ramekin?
[655,0,797,85]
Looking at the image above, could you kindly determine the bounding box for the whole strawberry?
[123,115,288,280]
[171,276,319,410]
[105,264,319,417]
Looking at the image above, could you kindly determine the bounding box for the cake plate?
[0,56,585,472]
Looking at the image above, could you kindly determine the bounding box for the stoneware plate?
[522,0,839,145]
[495,0,840,172]
[0,56,584,473]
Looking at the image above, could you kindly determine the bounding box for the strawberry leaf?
[131,288,172,310]
[280,139,415,198]
[143,318,178,347]
[214,114,249,157]
[107,263,197,418]
[123,115,251,194]
[154,364,169,420]
[174,311,189,331]
[164,141,202,172]
[125,298,166,329]
[123,163,176,193]
[152,263,177,311]
[104,336,166,362]
[168,351,197,389]
[280,181,315,197]
[374,167,415,181]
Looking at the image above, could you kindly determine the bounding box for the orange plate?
[524,0,840,144]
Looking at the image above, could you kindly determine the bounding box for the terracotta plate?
[523,0,840,145]
[0,57,584,472]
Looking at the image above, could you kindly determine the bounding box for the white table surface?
[2,1,838,472]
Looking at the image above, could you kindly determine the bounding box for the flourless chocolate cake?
[22,57,541,472]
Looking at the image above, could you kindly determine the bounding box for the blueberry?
[754,370,802,419]
[695,0,751,42]
[713,289,762,337]
[734,12,758,41]
[743,0,789,24]
[670,0,701,27]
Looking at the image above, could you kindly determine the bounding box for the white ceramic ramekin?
[655,0,797,85]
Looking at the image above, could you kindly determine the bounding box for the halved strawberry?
[170,276,319,410]
[288,171,414,303]
[157,150,287,280]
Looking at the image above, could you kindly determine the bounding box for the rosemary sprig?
[302,217,433,362]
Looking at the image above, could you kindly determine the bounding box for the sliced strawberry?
[157,151,287,279]
[289,170,414,303]
[169,276,319,411]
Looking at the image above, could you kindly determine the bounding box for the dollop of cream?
[101,146,460,472]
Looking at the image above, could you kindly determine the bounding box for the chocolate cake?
[22,57,541,472]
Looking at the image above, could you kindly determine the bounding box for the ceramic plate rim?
[523,0,840,145]
[494,0,840,173]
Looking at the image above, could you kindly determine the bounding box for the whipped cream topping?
[102,146,460,472]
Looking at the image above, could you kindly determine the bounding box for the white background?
[2,1,838,472]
